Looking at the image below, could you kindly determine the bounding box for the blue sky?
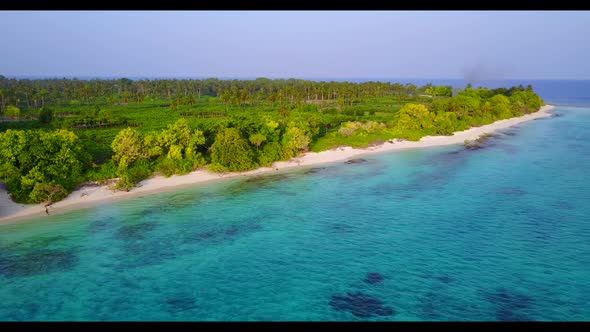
[1,11,589,79]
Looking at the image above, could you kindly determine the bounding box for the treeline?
[0,76,452,112]
[0,114,320,203]
[95,115,318,191]
[312,86,544,149]
[393,85,545,139]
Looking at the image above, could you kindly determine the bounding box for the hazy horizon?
[1,11,590,80]
[4,75,589,82]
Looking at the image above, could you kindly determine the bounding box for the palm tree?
[0,88,5,112]
[40,89,47,108]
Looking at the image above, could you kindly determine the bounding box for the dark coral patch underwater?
[364,272,384,285]
[495,187,528,197]
[345,158,368,164]
[0,236,80,279]
[115,222,157,240]
[303,167,328,175]
[483,288,533,321]
[181,218,263,245]
[0,249,79,278]
[329,292,394,318]
[165,295,198,313]
[435,275,454,284]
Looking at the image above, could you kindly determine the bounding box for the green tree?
[448,94,481,119]
[510,91,543,113]
[155,118,206,159]
[258,141,283,167]
[282,127,311,159]
[249,133,267,149]
[396,103,435,131]
[116,160,152,191]
[4,105,20,119]
[0,129,91,203]
[39,107,53,124]
[143,132,164,159]
[433,112,457,135]
[111,127,145,169]
[210,127,256,172]
[429,98,450,114]
[29,182,68,205]
[260,118,281,142]
[490,94,513,119]
[220,89,231,110]
[435,85,452,97]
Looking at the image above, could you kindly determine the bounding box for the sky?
[1,11,590,80]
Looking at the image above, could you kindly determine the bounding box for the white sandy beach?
[0,104,555,225]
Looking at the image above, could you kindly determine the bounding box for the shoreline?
[0,104,555,225]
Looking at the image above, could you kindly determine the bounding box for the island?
[0,77,550,223]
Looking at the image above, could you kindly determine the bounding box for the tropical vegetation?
[0,76,544,204]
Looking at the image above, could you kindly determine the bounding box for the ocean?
[0,80,589,321]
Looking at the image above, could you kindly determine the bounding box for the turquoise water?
[1,106,590,321]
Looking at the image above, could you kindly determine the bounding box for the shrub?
[338,121,386,137]
[29,182,68,204]
[258,141,284,167]
[210,127,257,172]
[39,107,53,124]
[4,105,20,119]
[116,160,153,191]
[282,127,311,159]
[86,160,118,182]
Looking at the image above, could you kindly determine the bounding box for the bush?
[432,112,457,135]
[339,123,358,137]
[116,160,153,191]
[0,129,91,203]
[210,127,257,172]
[282,127,311,159]
[4,105,20,119]
[111,127,145,167]
[338,121,386,137]
[86,160,118,182]
[396,103,435,132]
[156,157,181,177]
[39,107,53,124]
[29,182,67,204]
[258,141,284,167]
[156,154,206,177]
[429,98,450,114]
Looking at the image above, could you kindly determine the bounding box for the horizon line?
[2,75,590,81]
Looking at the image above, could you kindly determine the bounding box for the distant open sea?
[1,79,589,321]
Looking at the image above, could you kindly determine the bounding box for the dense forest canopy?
[0,76,544,204]
[0,76,452,110]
